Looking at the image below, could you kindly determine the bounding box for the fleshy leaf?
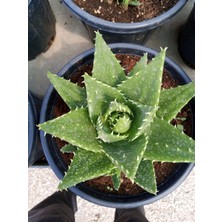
[96,100,133,143]
[127,100,157,141]
[84,74,126,125]
[157,82,195,121]
[47,72,87,109]
[111,168,122,190]
[92,32,126,87]
[128,53,147,77]
[134,159,157,194]
[118,48,166,107]
[96,116,129,143]
[61,144,77,153]
[100,135,148,181]
[128,0,141,6]
[144,118,195,162]
[58,149,115,190]
[38,108,102,153]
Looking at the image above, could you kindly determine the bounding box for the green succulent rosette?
[38,32,195,195]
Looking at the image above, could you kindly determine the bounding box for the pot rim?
[40,43,195,208]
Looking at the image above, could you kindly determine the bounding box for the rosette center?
[96,100,134,143]
[108,111,132,134]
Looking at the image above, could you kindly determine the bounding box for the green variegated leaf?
[58,149,115,190]
[92,32,126,87]
[101,135,148,181]
[135,159,157,194]
[38,108,102,153]
[96,100,133,143]
[96,116,128,143]
[111,168,122,190]
[144,118,195,162]
[84,74,126,125]
[121,0,141,7]
[128,0,141,6]
[128,53,148,77]
[157,82,195,121]
[127,100,157,141]
[118,48,166,107]
[61,144,77,153]
[47,72,87,109]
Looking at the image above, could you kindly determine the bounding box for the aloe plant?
[38,32,195,195]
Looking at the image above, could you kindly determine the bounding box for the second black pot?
[63,0,188,44]
[39,43,195,208]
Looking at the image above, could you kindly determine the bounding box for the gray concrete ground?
[28,167,195,221]
[28,0,195,221]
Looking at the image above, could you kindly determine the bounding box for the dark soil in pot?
[52,53,193,196]
[74,0,178,23]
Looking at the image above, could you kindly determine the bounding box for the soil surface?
[73,0,178,23]
[53,53,193,195]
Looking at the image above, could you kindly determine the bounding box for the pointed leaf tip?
[93,32,126,86]
[46,71,87,109]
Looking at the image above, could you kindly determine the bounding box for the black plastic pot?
[39,44,195,208]
[63,0,188,44]
[178,4,195,69]
[28,0,56,61]
[28,91,44,167]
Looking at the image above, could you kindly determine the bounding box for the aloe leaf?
[38,108,102,153]
[128,53,147,77]
[128,0,141,6]
[144,118,195,162]
[61,144,77,153]
[121,0,129,6]
[101,135,148,181]
[47,72,87,109]
[121,0,140,6]
[96,100,133,143]
[84,74,126,125]
[58,149,115,190]
[118,48,166,107]
[111,168,122,190]
[134,159,157,194]
[92,32,126,87]
[157,82,195,121]
[96,116,128,143]
[127,100,157,141]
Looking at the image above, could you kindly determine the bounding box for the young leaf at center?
[84,74,126,125]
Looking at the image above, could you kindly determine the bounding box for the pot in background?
[63,0,188,44]
[28,0,56,61]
